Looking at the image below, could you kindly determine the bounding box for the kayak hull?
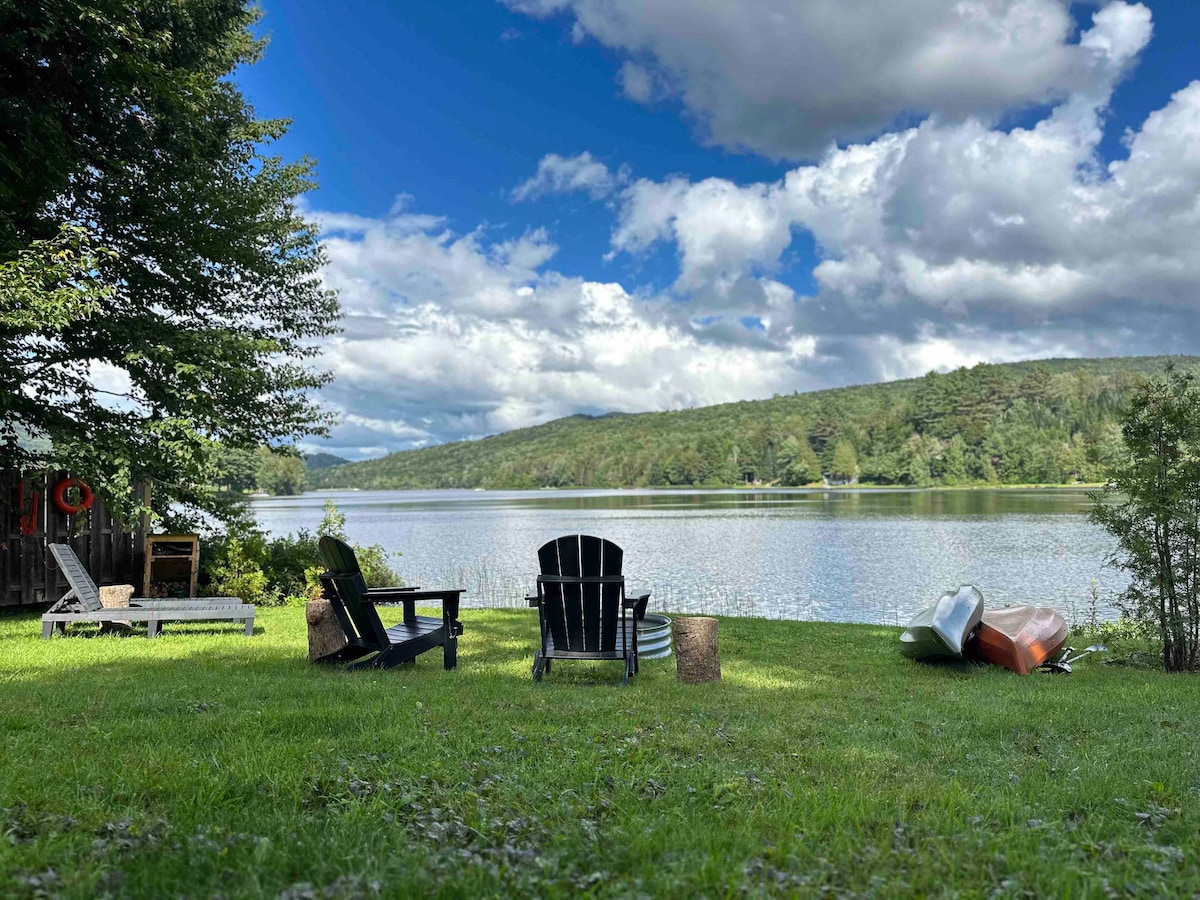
[900,585,985,660]
[972,606,1068,675]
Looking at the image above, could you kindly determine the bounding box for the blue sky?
[235,2,1200,459]
[237,1,793,289]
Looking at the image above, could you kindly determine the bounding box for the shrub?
[200,500,402,605]
[207,534,270,606]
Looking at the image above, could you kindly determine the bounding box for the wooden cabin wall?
[1,471,146,607]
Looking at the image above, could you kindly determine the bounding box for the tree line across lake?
[212,449,348,497]
[304,356,1198,492]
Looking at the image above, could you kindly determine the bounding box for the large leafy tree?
[0,0,338,521]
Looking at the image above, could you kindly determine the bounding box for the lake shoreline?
[302,482,1105,496]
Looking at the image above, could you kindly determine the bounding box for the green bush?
[201,500,403,605]
[206,534,271,606]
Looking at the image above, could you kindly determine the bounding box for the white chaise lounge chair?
[42,543,256,639]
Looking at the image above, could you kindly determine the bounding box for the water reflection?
[250,488,1122,625]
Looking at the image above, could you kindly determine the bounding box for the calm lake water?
[249,488,1124,626]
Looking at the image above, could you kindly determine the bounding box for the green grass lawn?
[1,607,1196,898]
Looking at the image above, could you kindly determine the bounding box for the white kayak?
[900,585,985,660]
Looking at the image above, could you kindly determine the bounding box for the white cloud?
[599,5,1200,354]
[512,152,629,201]
[617,61,659,103]
[504,0,1152,159]
[613,176,793,298]
[314,211,818,455]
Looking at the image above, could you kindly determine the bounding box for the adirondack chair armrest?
[365,586,420,599]
[389,589,464,623]
[624,590,652,620]
[526,593,538,607]
[392,589,464,603]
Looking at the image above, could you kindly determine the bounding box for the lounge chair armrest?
[526,593,539,607]
[365,586,420,598]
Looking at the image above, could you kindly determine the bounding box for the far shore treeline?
[302,355,1197,492]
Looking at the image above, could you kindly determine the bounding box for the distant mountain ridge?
[310,356,1199,491]
[305,452,350,471]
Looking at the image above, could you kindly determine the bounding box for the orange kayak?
[972,606,1068,675]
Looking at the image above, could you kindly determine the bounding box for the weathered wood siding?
[2,472,145,607]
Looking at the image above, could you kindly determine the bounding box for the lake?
[248,488,1123,626]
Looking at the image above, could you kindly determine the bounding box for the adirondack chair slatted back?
[317,573,363,644]
[318,536,389,649]
[48,544,104,612]
[537,535,624,653]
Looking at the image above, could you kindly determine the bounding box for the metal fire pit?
[616,613,673,659]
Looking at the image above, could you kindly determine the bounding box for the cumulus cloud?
[505,0,1151,159]
[313,210,817,457]
[512,152,629,201]
[598,4,1200,371]
[612,176,794,298]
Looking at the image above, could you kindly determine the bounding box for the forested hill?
[311,356,1199,491]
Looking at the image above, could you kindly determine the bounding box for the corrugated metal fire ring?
[616,613,673,659]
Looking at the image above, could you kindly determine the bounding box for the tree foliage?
[0,0,338,522]
[1091,369,1200,672]
[830,441,858,481]
[253,447,307,496]
[212,445,354,495]
[0,226,113,336]
[1,226,116,456]
[312,357,1195,492]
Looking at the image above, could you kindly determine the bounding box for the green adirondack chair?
[317,536,464,670]
[528,534,651,684]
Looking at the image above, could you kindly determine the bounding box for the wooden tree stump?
[306,598,348,662]
[98,584,136,633]
[673,616,721,683]
[99,584,135,608]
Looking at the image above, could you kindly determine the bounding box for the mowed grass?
[1,608,1197,898]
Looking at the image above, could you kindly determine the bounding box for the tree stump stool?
[98,584,136,633]
[306,598,349,662]
[673,616,721,683]
[99,584,135,608]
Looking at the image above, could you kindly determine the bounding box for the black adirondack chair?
[317,536,464,670]
[527,534,651,684]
